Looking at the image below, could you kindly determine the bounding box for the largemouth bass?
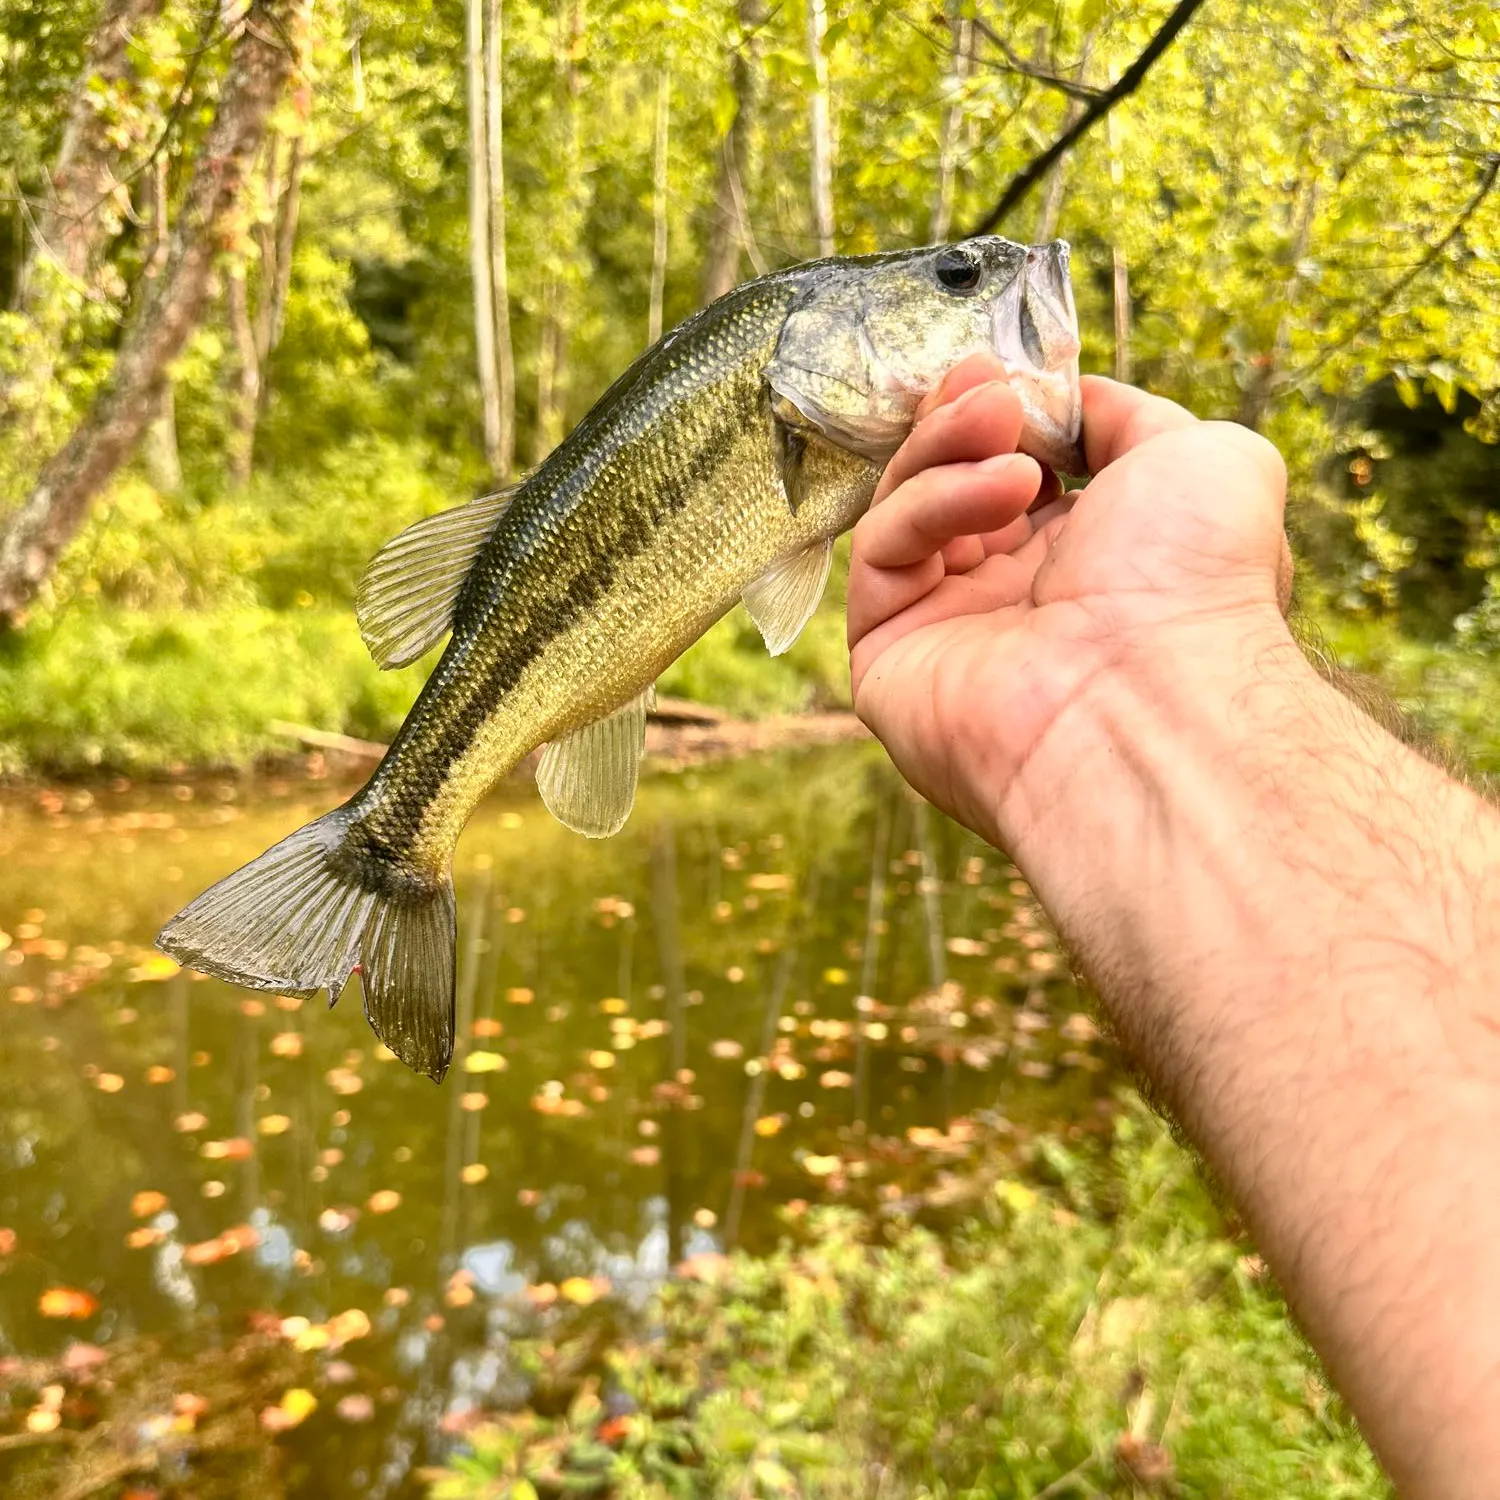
[159,236,1083,1080]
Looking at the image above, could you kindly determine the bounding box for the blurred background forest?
[2,5,1498,1496]
[0,0,1497,776]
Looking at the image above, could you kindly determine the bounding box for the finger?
[856,454,1042,571]
[1080,375,1197,474]
[876,381,1025,502]
[848,453,1042,647]
[913,351,1012,424]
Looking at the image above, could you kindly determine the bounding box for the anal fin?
[357,486,516,669]
[742,540,833,656]
[536,687,654,839]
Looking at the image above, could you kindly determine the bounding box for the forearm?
[999,611,1500,1498]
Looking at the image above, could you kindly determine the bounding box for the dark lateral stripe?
[346,290,796,870]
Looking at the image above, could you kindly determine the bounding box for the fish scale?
[159,236,1083,1080]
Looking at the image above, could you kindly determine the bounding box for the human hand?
[847,355,1296,848]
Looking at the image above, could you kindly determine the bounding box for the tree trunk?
[17,0,166,300]
[928,2,972,243]
[1108,112,1132,383]
[227,265,260,487]
[486,0,516,479]
[701,0,766,304]
[466,0,503,473]
[0,0,314,624]
[141,153,180,493]
[1033,29,1098,243]
[2,0,167,431]
[806,0,835,256]
[254,132,305,377]
[1237,174,1320,430]
[531,0,586,465]
[648,71,670,345]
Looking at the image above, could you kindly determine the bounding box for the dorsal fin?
[742,539,833,656]
[356,487,516,669]
[536,687,654,838]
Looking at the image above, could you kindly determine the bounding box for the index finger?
[1081,375,1198,473]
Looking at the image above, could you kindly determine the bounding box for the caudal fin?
[156,807,457,1081]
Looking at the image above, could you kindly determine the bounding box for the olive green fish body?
[351,276,877,884]
[159,236,1084,1079]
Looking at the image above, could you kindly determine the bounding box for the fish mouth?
[991,241,1085,473]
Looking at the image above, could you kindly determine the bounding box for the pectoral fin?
[742,540,833,657]
[356,486,515,669]
[536,687,655,839]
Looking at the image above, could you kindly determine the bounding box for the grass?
[427,1105,1390,1500]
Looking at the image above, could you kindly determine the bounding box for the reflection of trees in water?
[0,745,1108,1487]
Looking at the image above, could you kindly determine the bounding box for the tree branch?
[966,0,1211,237]
[1292,151,1500,393]
[969,19,1103,104]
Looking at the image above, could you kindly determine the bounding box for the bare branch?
[966,0,1211,237]
[970,19,1104,103]
[1292,152,1500,392]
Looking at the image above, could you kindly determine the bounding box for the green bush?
[429,1107,1389,1500]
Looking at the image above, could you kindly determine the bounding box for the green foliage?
[1,0,1498,771]
[430,1107,1390,1500]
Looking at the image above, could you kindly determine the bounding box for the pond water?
[0,742,1114,1497]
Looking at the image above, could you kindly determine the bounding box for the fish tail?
[156,806,457,1081]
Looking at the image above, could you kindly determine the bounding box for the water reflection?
[0,743,1110,1496]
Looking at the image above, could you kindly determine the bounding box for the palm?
[847,366,1289,846]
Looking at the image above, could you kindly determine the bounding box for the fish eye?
[934,248,982,293]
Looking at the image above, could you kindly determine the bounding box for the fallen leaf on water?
[220,1224,259,1254]
[131,1190,168,1218]
[144,1065,175,1085]
[241,998,266,1018]
[257,1114,292,1136]
[95,1073,125,1094]
[506,986,534,1005]
[337,1393,375,1423]
[326,1308,372,1345]
[463,1050,506,1074]
[62,1342,108,1374]
[174,1392,209,1425]
[269,1032,304,1058]
[367,1190,401,1214]
[459,1092,488,1112]
[183,1239,225,1267]
[127,954,180,983]
[472,1017,503,1038]
[174,1111,208,1133]
[560,1276,608,1306]
[126,1226,162,1250]
[261,1387,318,1433]
[460,1163,489,1185]
[39,1287,99,1319]
[201,1137,254,1162]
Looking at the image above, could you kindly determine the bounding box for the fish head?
[767,236,1084,474]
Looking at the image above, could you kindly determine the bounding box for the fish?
[157,235,1083,1081]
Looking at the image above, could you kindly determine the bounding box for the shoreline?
[0,700,873,799]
